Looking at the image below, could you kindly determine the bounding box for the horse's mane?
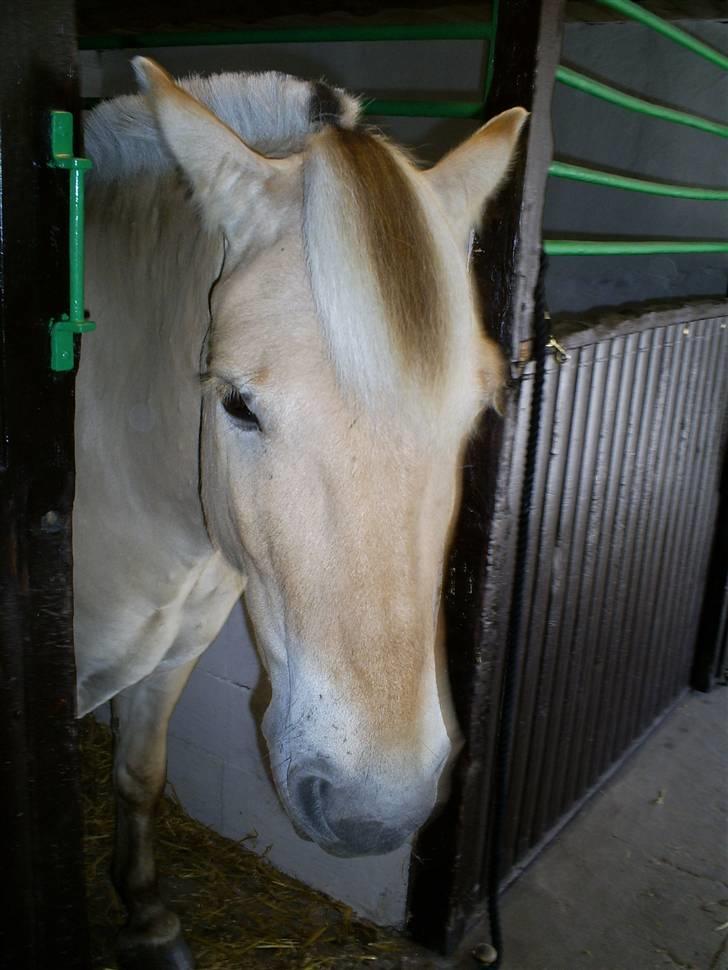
[85,71,451,409]
[85,71,360,180]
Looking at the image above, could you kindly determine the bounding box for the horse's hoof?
[116,930,195,970]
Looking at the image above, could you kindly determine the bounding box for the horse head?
[135,57,527,857]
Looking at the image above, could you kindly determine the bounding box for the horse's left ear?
[424,107,529,240]
[132,57,299,251]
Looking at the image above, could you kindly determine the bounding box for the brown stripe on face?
[324,128,447,381]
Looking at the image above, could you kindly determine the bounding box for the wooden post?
[407,0,565,953]
[0,1,90,966]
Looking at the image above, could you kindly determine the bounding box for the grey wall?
[81,37,487,162]
[82,18,728,320]
[546,19,727,313]
[80,16,727,926]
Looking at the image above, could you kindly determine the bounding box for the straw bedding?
[80,717,436,969]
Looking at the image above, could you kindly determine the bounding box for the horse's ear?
[132,57,298,249]
[424,107,529,239]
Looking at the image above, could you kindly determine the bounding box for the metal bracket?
[48,111,95,372]
[517,334,571,369]
[547,335,571,364]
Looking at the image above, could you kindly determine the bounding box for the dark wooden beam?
[406,0,565,954]
[74,0,725,38]
[0,1,90,967]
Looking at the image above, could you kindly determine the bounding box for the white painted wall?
[167,606,413,924]
[80,17,727,926]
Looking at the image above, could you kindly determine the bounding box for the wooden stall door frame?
[407,0,566,954]
[0,1,90,967]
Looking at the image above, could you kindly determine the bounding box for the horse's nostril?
[296,774,331,823]
[291,773,410,856]
[293,772,339,842]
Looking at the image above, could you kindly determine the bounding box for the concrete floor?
[458,689,728,970]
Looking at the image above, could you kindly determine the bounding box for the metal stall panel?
[497,310,727,883]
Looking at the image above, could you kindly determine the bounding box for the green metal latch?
[48,111,95,372]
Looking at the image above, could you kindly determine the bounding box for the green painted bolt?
[48,111,96,372]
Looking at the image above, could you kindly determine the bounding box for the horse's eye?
[221,388,260,431]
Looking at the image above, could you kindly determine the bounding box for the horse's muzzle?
[286,763,430,857]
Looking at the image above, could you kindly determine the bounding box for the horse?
[75,56,526,968]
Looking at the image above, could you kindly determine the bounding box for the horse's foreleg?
[110,659,197,970]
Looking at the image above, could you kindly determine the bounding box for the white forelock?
[85,70,360,181]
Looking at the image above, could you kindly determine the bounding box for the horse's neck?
[76,172,221,550]
[86,170,220,363]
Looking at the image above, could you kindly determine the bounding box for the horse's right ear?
[424,107,529,245]
[132,57,299,251]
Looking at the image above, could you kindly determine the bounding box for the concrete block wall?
[81,17,727,927]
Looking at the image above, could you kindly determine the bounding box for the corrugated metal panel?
[409,309,727,951]
[490,312,727,882]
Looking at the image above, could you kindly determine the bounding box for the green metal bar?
[483,0,500,102]
[81,19,496,119]
[48,111,96,372]
[556,66,728,139]
[549,160,728,201]
[69,166,86,323]
[594,0,728,71]
[544,239,728,256]
[363,98,484,118]
[79,22,492,50]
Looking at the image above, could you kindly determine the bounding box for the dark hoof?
[117,931,195,970]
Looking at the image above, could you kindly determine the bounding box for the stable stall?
[1,1,725,967]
